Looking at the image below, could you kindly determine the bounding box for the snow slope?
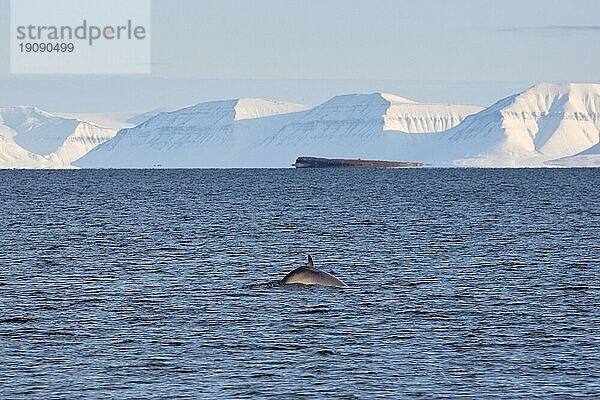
[436,83,600,166]
[54,111,136,130]
[381,93,482,133]
[125,109,170,126]
[547,141,600,167]
[77,94,480,168]
[76,98,311,168]
[0,127,51,168]
[265,93,480,144]
[49,122,118,167]
[0,107,117,168]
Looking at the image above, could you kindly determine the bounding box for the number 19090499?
[19,42,74,52]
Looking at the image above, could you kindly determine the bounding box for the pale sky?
[149,0,600,82]
[0,0,599,111]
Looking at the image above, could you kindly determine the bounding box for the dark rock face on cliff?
[293,156,424,168]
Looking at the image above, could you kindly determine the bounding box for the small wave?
[298,305,330,314]
[316,349,335,355]
[554,285,589,291]
[406,279,439,287]
[0,316,33,324]
[243,280,282,289]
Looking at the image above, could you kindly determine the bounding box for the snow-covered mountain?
[256,93,483,166]
[76,94,481,168]
[6,84,600,169]
[264,93,481,143]
[434,83,600,166]
[77,98,312,168]
[0,107,117,168]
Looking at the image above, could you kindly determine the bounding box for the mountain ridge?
[437,83,600,166]
[2,83,599,169]
[77,93,482,168]
[0,106,116,168]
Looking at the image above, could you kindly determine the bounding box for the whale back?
[281,268,346,287]
[281,255,346,287]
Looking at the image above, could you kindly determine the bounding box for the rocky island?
[293,156,425,168]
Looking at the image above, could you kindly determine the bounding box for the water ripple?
[0,168,599,399]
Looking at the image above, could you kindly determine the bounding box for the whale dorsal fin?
[307,255,314,268]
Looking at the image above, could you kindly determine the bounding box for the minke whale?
[281,255,347,287]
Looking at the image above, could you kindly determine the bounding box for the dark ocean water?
[1,168,599,399]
